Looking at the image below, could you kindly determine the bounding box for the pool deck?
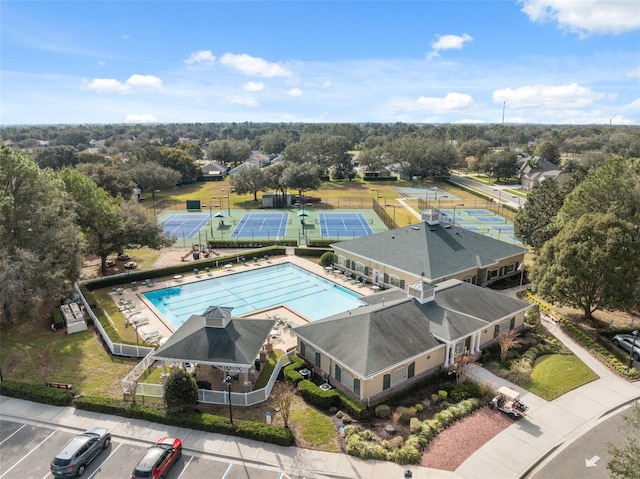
[111,253,379,350]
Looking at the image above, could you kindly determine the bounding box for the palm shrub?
[504,358,532,385]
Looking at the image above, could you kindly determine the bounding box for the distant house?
[228,153,272,178]
[201,161,227,181]
[89,139,106,149]
[331,209,525,289]
[294,278,531,404]
[519,156,568,190]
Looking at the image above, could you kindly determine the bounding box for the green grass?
[254,350,283,389]
[526,354,598,400]
[0,321,138,397]
[290,405,339,452]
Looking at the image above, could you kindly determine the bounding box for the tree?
[125,161,182,193]
[607,402,640,479]
[35,145,79,170]
[110,202,174,255]
[280,162,322,196]
[513,178,570,251]
[164,368,198,412]
[496,329,522,363]
[207,139,252,167]
[271,381,296,428]
[76,162,136,200]
[480,149,519,182]
[231,164,269,201]
[534,141,560,164]
[0,147,84,324]
[355,146,387,173]
[532,213,640,320]
[556,156,640,228]
[451,351,474,384]
[59,169,123,274]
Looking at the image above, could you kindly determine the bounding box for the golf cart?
[488,386,528,418]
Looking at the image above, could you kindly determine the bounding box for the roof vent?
[429,228,436,232]
[444,224,451,229]
[411,226,420,231]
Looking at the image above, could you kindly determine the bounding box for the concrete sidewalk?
[455,318,640,479]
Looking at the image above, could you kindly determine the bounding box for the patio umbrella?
[213,211,227,218]
[297,210,309,216]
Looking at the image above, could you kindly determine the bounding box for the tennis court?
[161,214,210,239]
[319,213,373,238]
[463,209,494,216]
[230,213,289,239]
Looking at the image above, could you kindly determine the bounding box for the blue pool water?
[144,264,365,329]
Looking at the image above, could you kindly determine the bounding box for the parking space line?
[0,430,56,479]
[175,455,194,478]
[87,442,123,479]
[221,463,234,479]
[0,424,26,446]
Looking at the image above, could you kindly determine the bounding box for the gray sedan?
[612,333,640,361]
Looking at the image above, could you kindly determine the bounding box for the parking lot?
[0,419,296,479]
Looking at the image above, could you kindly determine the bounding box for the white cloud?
[228,96,259,107]
[493,83,604,108]
[287,88,303,97]
[83,78,130,93]
[125,114,157,123]
[519,0,640,36]
[427,33,473,59]
[219,53,292,77]
[184,50,216,66]
[627,66,640,79]
[83,74,162,93]
[394,92,477,113]
[243,81,264,92]
[126,74,162,88]
[321,80,332,88]
[98,61,106,67]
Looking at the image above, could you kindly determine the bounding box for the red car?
[131,437,182,479]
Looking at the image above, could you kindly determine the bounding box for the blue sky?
[1,0,639,125]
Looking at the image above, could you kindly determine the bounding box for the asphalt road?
[529,407,630,479]
[0,419,300,479]
[449,174,526,209]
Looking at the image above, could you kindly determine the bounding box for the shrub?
[0,380,74,406]
[164,368,198,411]
[409,417,421,434]
[504,359,532,385]
[396,406,414,424]
[393,442,421,465]
[319,251,335,267]
[437,390,448,401]
[375,404,391,419]
[345,438,389,461]
[298,380,340,409]
[414,403,424,413]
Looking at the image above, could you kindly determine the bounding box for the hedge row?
[0,381,74,406]
[345,397,484,465]
[74,396,294,446]
[560,320,640,379]
[283,358,368,420]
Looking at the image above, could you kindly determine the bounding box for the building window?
[506,263,515,273]
[510,316,516,329]
[489,269,498,279]
[353,378,360,395]
[465,336,471,351]
[494,325,500,338]
[335,364,342,382]
[389,275,401,287]
[383,374,391,390]
[407,362,415,379]
[315,352,321,367]
[299,342,306,357]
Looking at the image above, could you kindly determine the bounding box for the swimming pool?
[143,263,365,329]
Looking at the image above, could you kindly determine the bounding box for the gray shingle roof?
[332,222,524,281]
[294,281,532,378]
[153,315,275,366]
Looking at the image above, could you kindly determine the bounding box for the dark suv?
[131,437,182,479]
[50,427,111,477]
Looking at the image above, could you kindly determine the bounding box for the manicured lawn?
[290,404,340,452]
[526,354,598,400]
[0,321,138,397]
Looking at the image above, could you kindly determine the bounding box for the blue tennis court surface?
[475,216,504,222]
[464,209,493,216]
[462,225,482,231]
[319,213,373,238]
[231,213,288,239]
[162,214,209,238]
[492,225,513,231]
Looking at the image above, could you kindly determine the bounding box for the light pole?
[627,330,639,372]
[386,205,397,225]
[493,188,503,215]
[452,203,464,226]
[371,189,379,207]
[377,196,387,208]
[224,375,234,424]
[207,203,213,237]
[431,187,439,210]
[151,190,160,216]
[221,189,230,216]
